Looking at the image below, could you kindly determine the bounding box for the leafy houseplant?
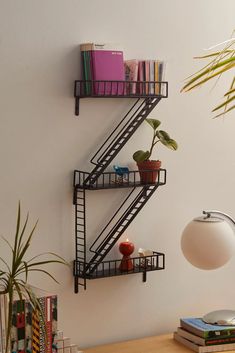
[133,118,178,183]
[181,33,235,118]
[0,203,68,353]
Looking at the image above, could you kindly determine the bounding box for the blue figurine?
[113,165,129,183]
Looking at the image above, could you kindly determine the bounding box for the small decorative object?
[119,239,134,271]
[113,165,129,184]
[133,119,178,183]
[138,248,154,267]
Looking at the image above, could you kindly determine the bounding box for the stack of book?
[0,290,82,353]
[174,317,235,352]
[124,59,165,95]
[80,42,165,96]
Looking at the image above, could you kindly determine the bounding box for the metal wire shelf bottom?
[74,251,165,281]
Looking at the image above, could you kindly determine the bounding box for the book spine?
[11,301,18,353]
[32,309,40,353]
[45,297,52,353]
[137,61,144,94]
[25,301,33,353]
[124,60,138,95]
[149,60,155,94]
[144,60,150,94]
[180,319,235,338]
[0,298,3,353]
[0,294,7,353]
[154,60,160,94]
[175,332,235,353]
[38,297,46,353]
[51,296,57,353]
[16,300,25,353]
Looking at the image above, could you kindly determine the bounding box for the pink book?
[137,60,144,94]
[124,59,138,94]
[91,50,125,95]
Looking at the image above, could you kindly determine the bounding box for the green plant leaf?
[224,87,235,96]
[146,118,161,130]
[214,104,235,118]
[156,130,171,141]
[212,94,235,112]
[194,50,234,59]
[156,131,178,150]
[182,61,235,92]
[133,150,150,162]
[164,138,178,150]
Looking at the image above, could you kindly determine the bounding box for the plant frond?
[27,252,69,265]
[26,269,60,283]
[212,95,235,112]
[213,104,235,118]
[1,235,14,252]
[0,256,11,272]
[13,202,21,266]
[182,62,235,92]
[194,50,234,59]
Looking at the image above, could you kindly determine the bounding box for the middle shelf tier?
[73,168,166,190]
[74,251,165,281]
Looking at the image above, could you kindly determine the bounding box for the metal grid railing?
[74,251,165,279]
[73,169,166,189]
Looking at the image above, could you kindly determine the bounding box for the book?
[51,296,58,353]
[91,49,125,95]
[25,300,33,353]
[137,60,144,94]
[0,294,7,353]
[180,318,235,339]
[154,60,160,94]
[174,332,235,352]
[149,60,155,94]
[144,60,150,94]
[80,43,122,51]
[16,300,26,353]
[124,59,138,94]
[177,327,235,346]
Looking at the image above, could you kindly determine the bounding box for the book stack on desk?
[174,317,235,352]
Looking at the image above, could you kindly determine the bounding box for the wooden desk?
[83,333,192,353]
[83,333,235,353]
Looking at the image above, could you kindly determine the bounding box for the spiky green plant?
[181,31,235,118]
[0,203,68,353]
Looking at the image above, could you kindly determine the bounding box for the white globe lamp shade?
[181,217,235,270]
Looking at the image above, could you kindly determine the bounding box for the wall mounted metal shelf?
[73,79,168,293]
[73,169,166,191]
[74,80,168,116]
[73,251,165,283]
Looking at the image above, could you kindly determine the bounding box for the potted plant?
[133,118,178,183]
[0,202,68,353]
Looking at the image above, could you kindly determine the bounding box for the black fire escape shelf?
[73,80,168,293]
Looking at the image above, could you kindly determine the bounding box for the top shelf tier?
[74,80,168,99]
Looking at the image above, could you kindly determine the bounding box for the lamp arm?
[203,210,235,226]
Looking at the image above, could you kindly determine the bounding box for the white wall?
[0,0,235,349]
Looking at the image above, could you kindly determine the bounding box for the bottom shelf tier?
[74,251,165,280]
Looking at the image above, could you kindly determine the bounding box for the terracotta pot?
[137,160,161,184]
